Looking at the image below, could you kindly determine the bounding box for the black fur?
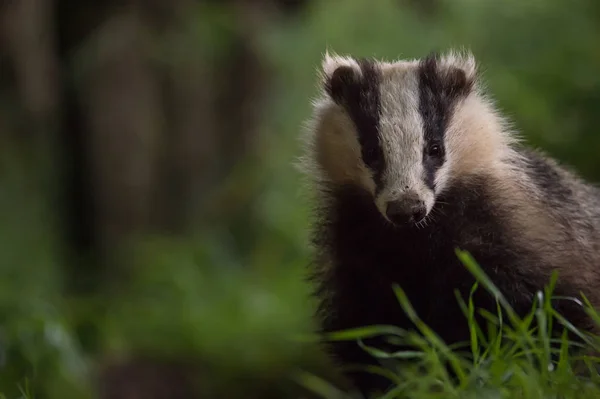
[521,148,576,205]
[324,59,385,190]
[310,173,590,396]
[418,54,473,190]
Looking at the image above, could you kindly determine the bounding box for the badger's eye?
[427,144,443,158]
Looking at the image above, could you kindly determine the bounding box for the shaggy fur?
[298,50,600,396]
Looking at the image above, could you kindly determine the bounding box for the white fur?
[375,64,434,217]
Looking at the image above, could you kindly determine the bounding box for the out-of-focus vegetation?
[1,0,600,398]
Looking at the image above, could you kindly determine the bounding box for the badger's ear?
[438,49,478,96]
[319,51,361,104]
[440,50,477,81]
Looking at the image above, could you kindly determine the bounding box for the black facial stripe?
[423,157,440,190]
[418,53,473,190]
[325,58,384,189]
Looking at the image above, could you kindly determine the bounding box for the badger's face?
[310,51,477,226]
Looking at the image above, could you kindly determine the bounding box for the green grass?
[299,249,600,399]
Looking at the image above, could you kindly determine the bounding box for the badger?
[298,50,600,396]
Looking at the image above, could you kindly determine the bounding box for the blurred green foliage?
[2,0,600,397]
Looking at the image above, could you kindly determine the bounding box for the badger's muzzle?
[385,192,426,225]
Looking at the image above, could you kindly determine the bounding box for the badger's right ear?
[319,52,361,104]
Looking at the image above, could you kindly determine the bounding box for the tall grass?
[301,249,600,399]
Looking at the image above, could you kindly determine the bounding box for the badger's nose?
[385,197,426,225]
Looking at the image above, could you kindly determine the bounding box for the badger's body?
[299,50,600,395]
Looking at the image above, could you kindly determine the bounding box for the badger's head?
[304,50,506,227]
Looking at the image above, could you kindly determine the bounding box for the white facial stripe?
[375,65,436,215]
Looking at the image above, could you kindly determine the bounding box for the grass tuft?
[313,249,600,399]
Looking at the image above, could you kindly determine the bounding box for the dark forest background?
[1,0,600,397]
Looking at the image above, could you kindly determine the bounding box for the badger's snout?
[385,193,427,225]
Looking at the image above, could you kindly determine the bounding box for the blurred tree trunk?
[0,0,60,131]
[0,0,60,168]
[76,11,164,261]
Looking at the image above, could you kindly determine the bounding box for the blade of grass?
[392,283,467,388]
[456,249,539,356]
[292,370,351,399]
[325,325,407,342]
[357,338,426,360]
